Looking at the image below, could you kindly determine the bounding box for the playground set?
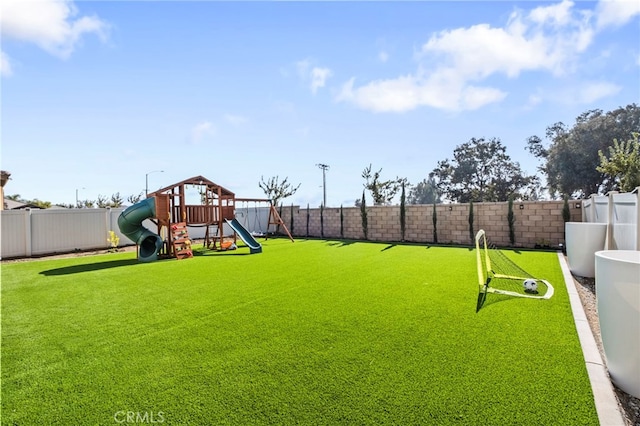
[117,175,293,262]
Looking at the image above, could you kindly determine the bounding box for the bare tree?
[258,175,301,206]
[362,164,401,205]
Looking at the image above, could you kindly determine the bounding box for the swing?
[252,202,265,237]
[236,201,250,230]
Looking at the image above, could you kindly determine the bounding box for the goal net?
[475,229,554,312]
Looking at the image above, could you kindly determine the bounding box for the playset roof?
[148,175,235,198]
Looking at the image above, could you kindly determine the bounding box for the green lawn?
[1,239,597,425]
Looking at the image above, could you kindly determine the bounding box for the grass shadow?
[192,249,252,257]
[325,240,357,248]
[476,292,520,313]
[40,259,140,276]
[381,244,396,252]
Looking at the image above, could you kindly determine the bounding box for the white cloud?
[336,72,506,113]
[0,51,12,77]
[337,0,604,113]
[421,2,594,78]
[526,93,544,109]
[310,67,332,94]
[576,81,622,103]
[336,76,419,113]
[596,0,640,29]
[296,59,311,79]
[528,0,575,27]
[295,58,332,94]
[1,0,108,60]
[378,50,389,63]
[530,80,621,106]
[190,121,215,144]
[223,114,248,126]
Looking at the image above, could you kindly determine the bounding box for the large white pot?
[566,222,607,278]
[596,250,640,399]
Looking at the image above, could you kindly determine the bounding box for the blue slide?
[225,219,262,254]
[117,197,164,262]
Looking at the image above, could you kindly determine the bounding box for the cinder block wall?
[280,200,583,248]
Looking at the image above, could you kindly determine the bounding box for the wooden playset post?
[217,185,223,246]
[153,194,171,256]
[266,204,294,242]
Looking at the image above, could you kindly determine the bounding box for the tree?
[362,164,401,205]
[78,199,95,208]
[127,192,143,205]
[430,137,536,203]
[562,195,571,223]
[527,104,640,197]
[432,203,438,243]
[408,177,441,204]
[597,133,640,193]
[507,197,515,246]
[290,203,295,235]
[360,190,368,239]
[110,192,124,208]
[96,195,109,208]
[28,199,52,209]
[468,201,474,243]
[259,176,301,207]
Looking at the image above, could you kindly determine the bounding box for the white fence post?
[605,192,616,250]
[635,187,640,251]
[24,208,32,257]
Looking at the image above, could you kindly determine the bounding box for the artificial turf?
[1,238,598,425]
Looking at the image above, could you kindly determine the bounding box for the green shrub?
[400,182,406,241]
[360,191,368,240]
[562,195,571,223]
[468,201,474,243]
[507,197,515,246]
[432,203,438,243]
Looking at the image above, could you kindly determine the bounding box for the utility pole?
[316,163,329,207]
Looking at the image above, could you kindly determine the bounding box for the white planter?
[566,222,607,278]
[596,250,640,399]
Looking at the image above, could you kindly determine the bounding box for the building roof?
[3,199,41,210]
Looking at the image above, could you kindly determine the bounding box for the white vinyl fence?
[1,206,272,259]
[609,191,639,250]
[582,188,640,251]
[582,195,609,223]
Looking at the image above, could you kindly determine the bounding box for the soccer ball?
[523,279,538,294]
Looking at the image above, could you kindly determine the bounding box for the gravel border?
[572,272,640,426]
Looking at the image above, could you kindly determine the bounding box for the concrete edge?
[557,252,626,426]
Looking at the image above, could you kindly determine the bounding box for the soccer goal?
[475,229,554,312]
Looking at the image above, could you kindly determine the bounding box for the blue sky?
[2,0,639,207]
